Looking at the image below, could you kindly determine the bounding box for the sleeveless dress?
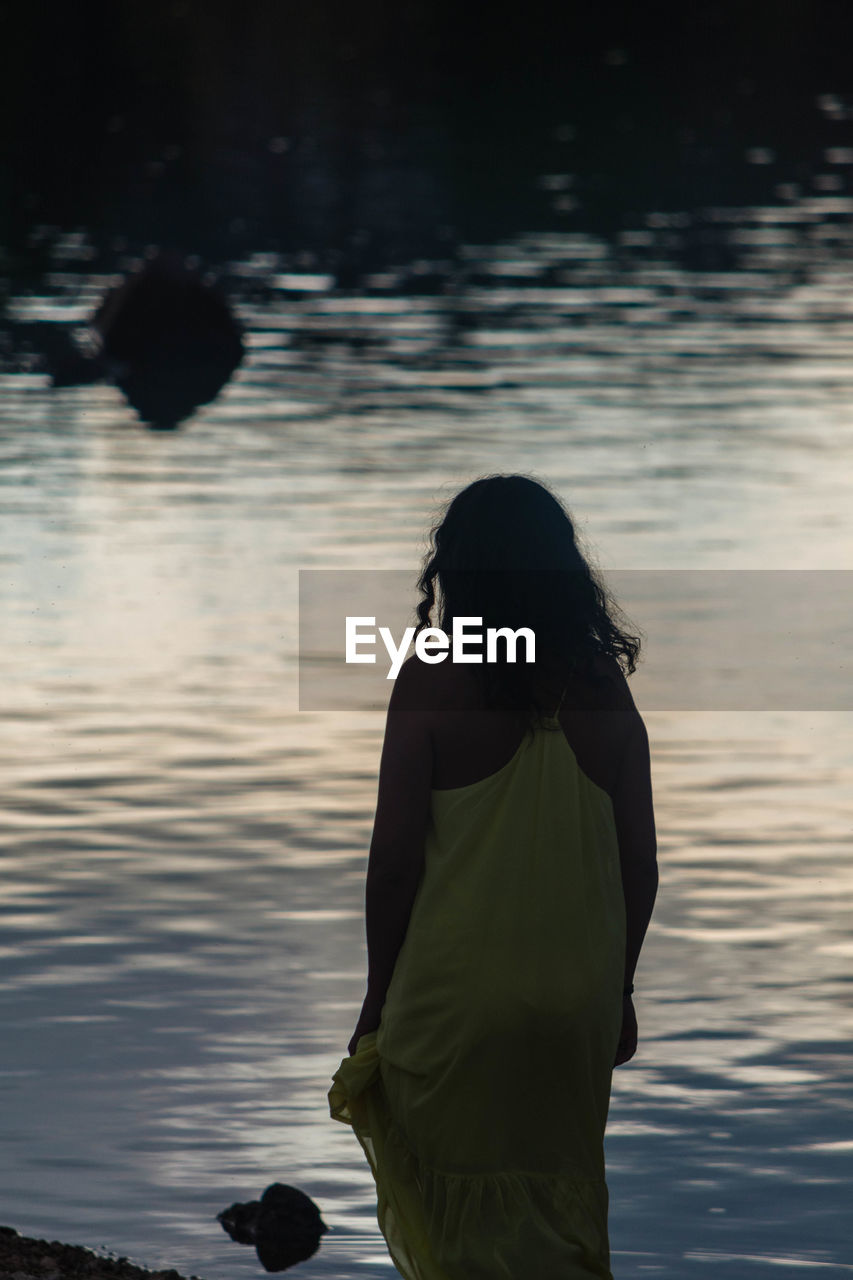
[328,708,626,1280]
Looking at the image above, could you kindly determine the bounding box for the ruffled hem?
[329,1032,613,1280]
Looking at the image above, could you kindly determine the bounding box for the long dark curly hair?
[415,475,641,719]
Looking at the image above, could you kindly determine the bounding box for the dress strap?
[550,685,568,721]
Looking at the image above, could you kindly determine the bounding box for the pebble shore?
[0,1228,200,1280]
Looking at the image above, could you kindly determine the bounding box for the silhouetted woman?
[330,474,658,1280]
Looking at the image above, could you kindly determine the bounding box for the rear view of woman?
[330,474,658,1279]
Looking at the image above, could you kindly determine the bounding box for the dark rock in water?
[215,1199,261,1246]
[94,255,244,429]
[41,253,243,430]
[216,1184,327,1273]
[32,325,105,388]
[254,1184,328,1272]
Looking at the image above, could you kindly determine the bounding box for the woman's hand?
[614,993,637,1066]
[348,992,384,1056]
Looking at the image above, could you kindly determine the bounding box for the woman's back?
[419,650,639,798]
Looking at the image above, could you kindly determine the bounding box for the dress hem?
[329,1031,614,1280]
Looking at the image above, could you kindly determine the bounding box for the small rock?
[216,1200,261,1246]
[255,1184,327,1273]
[216,1184,327,1272]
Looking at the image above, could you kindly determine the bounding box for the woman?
[329,475,658,1280]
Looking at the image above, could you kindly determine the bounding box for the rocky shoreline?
[0,1228,201,1280]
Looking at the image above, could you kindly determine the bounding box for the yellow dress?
[329,711,626,1280]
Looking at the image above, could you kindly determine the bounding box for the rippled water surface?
[2,209,853,1277]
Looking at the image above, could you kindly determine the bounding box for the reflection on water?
[2,205,853,1278]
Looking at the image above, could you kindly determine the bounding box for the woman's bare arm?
[348,662,433,1054]
[613,709,658,983]
[611,702,658,1065]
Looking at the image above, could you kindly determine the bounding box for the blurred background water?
[2,3,853,1277]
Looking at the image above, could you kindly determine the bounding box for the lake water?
[2,206,853,1278]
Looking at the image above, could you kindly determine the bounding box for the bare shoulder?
[581,651,638,711]
[390,653,483,714]
[589,653,652,767]
[392,650,640,713]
